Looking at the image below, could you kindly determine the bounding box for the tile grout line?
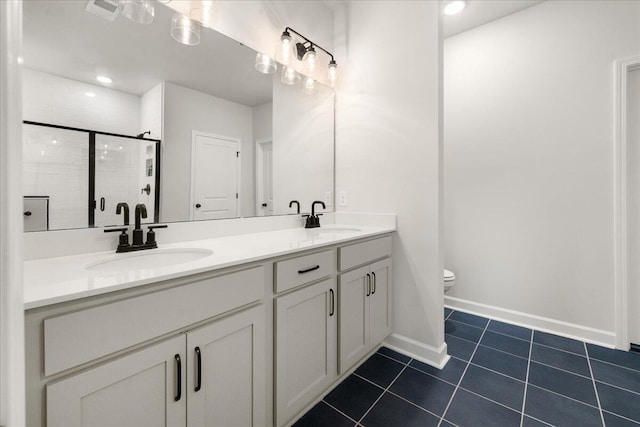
[601,409,640,425]
[526,383,602,411]
[375,350,410,366]
[594,378,640,397]
[589,356,640,374]
[321,400,360,425]
[519,328,534,427]
[355,360,411,425]
[584,342,606,427]
[437,316,491,427]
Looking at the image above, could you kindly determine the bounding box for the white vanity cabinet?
[338,236,393,374]
[274,251,337,427]
[47,305,265,427]
[48,334,186,427]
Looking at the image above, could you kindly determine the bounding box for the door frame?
[255,137,273,216]
[189,130,241,221]
[614,55,640,350]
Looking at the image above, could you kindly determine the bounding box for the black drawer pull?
[366,274,371,297]
[24,211,32,216]
[371,272,377,295]
[298,265,320,274]
[329,289,335,316]
[174,354,182,401]
[194,347,202,392]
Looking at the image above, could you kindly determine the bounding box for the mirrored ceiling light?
[303,45,316,72]
[96,75,112,84]
[281,66,300,85]
[443,0,466,15]
[255,52,277,74]
[302,76,318,95]
[171,12,201,46]
[190,0,216,29]
[120,0,155,24]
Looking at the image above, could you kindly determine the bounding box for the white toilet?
[444,269,455,293]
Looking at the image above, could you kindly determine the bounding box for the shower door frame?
[23,120,162,227]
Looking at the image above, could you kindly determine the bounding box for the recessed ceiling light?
[85,92,97,98]
[444,0,466,15]
[96,75,112,84]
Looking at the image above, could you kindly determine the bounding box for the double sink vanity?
[24,221,395,427]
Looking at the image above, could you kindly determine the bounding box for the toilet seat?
[444,269,455,282]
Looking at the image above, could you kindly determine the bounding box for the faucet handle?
[145,224,168,246]
[104,227,130,250]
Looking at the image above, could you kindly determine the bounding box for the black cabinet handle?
[298,265,320,274]
[100,197,105,212]
[194,347,202,392]
[174,354,182,401]
[366,274,371,297]
[371,272,376,295]
[195,203,202,208]
[329,289,335,316]
[261,203,267,207]
[24,211,32,216]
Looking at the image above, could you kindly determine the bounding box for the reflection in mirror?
[21,0,335,231]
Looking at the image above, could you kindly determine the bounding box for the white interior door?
[191,132,239,220]
[628,68,640,347]
[256,139,273,216]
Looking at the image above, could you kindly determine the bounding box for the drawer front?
[338,235,392,272]
[274,249,334,293]
[44,266,264,376]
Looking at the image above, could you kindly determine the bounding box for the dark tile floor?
[294,309,640,427]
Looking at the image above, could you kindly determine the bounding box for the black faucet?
[133,204,148,246]
[289,200,300,214]
[304,201,326,228]
[116,202,130,226]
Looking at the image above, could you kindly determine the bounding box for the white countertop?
[24,224,395,310]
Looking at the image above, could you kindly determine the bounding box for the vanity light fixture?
[255,52,277,74]
[170,13,201,46]
[443,0,466,15]
[190,0,215,29]
[96,75,112,84]
[119,0,155,24]
[279,27,337,86]
[302,76,318,95]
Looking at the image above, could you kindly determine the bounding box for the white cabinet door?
[186,305,266,427]
[275,278,337,427]
[370,258,392,346]
[47,335,186,427]
[338,265,370,374]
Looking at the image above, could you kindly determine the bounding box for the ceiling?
[444,0,545,38]
[22,1,273,106]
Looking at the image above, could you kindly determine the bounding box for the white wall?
[1,1,25,424]
[335,1,445,364]
[253,101,272,142]
[140,83,163,140]
[162,82,255,222]
[22,68,140,135]
[444,1,640,336]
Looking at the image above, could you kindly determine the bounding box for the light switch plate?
[339,191,348,207]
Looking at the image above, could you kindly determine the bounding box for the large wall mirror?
[21,1,335,232]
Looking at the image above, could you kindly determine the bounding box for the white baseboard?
[445,296,616,348]
[383,333,450,368]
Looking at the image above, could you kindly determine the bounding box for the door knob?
[195,203,201,208]
[24,211,32,216]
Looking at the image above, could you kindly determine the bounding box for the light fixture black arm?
[284,27,335,63]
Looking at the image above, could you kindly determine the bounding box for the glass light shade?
[328,61,337,86]
[303,48,316,72]
[443,0,466,15]
[280,32,292,65]
[171,13,201,46]
[281,66,300,85]
[255,52,277,74]
[302,76,318,95]
[190,1,215,29]
[120,0,155,24]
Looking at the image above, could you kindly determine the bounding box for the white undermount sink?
[86,248,214,273]
[318,226,362,233]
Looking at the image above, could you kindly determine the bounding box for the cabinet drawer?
[274,249,334,293]
[338,235,392,271]
[44,266,264,376]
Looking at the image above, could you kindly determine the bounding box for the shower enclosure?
[22,121,160,231]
